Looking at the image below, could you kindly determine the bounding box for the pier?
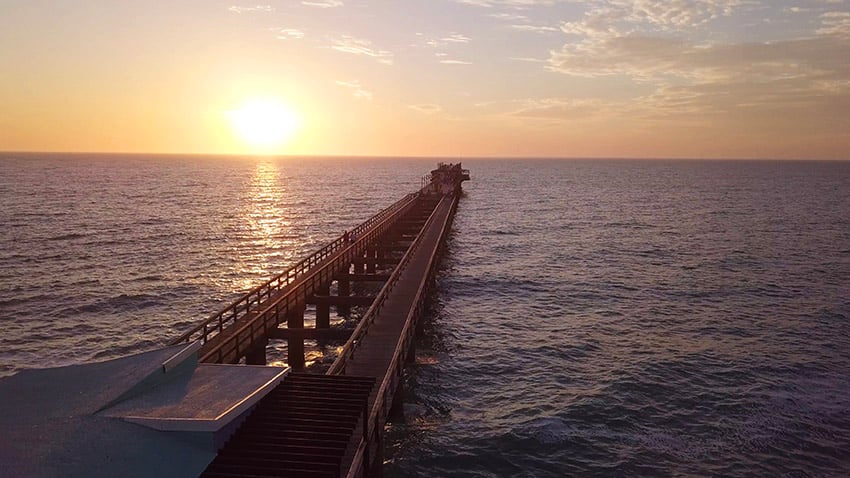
[177,163,469,477]
[0,163,468,478]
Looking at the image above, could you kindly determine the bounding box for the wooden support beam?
[316,282,330,329]
[354,257,365,274]
[366,248,376,274]
[337,276,350,316]
[389,380,405,423]
[287,305,305,371]
[245,337,268,365]
[269,327,354,341]
[309,295,376,306]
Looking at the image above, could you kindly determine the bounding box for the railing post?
[316,281,330,329]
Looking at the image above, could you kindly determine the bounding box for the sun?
[227,98,300,151]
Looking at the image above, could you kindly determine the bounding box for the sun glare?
[227,98,300,151]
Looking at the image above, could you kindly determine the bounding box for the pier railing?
[170,191,420,347]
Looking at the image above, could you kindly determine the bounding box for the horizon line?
[1,150,848,162]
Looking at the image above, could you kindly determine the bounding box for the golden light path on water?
[237,161,291,290]
[237,160,345,369]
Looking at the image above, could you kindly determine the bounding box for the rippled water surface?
[2,155,850,476]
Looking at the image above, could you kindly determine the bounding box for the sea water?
[1,155,849,476]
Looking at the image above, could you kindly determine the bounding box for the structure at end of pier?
[427,162,471,195]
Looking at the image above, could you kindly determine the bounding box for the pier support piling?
[245,338,268,365]
[316,283,330,329]
[337,275,351,316]
[406,341,416,364]
[354,253,365,274]
[366,248,377,273]
[389,381,405,423]
[287,305,306,371]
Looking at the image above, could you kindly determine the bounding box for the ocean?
[2,154,849,477]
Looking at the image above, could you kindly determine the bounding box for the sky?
[1,0,848,159]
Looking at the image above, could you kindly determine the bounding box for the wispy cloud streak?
[335,80,373,100]
[228,5,274,14]
[328,35,394,65]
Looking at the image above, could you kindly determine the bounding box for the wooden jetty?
[172,163,470,477]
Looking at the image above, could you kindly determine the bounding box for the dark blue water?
[2,155,850,476]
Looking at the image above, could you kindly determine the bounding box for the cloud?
[409,104,443,114]
[509,24,559,33]
[560,0,750,38]
[547,32,850,125]
[784,7,813,13]
[487,6,558,34]
[637,78,850,123]
[623,0,745,28]
[276,28,305,40]
[505,97,618,121]
[328,35,394,65]
[444,34,472,43]
[818,11,850,37]
[423,33,473,48]
[301,0,344,7]
[228,5,274,14]
[418,33,473,64]
[549,34,850,82]
[335,80,373,100]
[489,12,529,21]
[542,0,850,131]
[505,70,850,131]
[509,56,547,62]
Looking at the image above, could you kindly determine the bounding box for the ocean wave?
[53,293,166,317]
